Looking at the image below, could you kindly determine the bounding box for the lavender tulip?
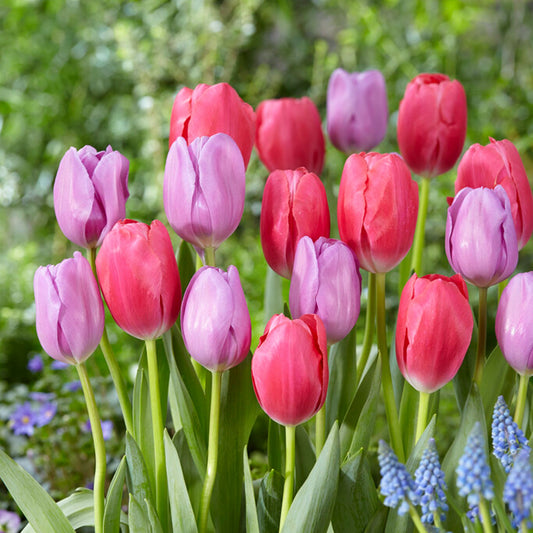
[34,252,104,364]
[445,186,518,288]
[164,133,246,253]
[327,68,388,153]
[53,145,129,248]
[289,236,362,344]
[181,265,251,371]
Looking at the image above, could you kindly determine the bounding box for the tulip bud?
[445,186,518,288]
[337,152,418,273]
[397,73,467,178]
[181,265,251,372]
[496,272,533,376]
[164,134,246,253]
[53,145,129,248]
[396,273,473,393]
[456,138,533,250]
[260,168,330,279]
[327,68,388,153]
[34,252,104,364]
[255,97,325,175]
[169,82,256,168]
[96,219,181,340]
[289,236,361,344]
[251,313,328,426]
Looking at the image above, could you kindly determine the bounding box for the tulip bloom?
[53,145,129,248]
[496,272,533,375]
[164,134,245,253]
[169,82,256,168]
[327,68,388,153]
[456,138,533,250]
[445,186,518,288]
[181,265,251,372]
[289,236,361,344]
[260,167,330,279]
[34,252,104,364]
[255,97,325,175]
[96,219,181,340]
[396,273,473,393]
[397,73,467,177]
[337,152,418,273]
[251,314,328,426]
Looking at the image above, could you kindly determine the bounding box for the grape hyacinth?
[503,448,533,530]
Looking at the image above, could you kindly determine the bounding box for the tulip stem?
[474,287,488,386]
[76,362,106,533]
[205,246,216,267]
[198,370,222,533]
[315,405,326,458]
[415,391,430,443]
[279,425,296,532]
[514,373,530,427]
[411,177,430,275]
[376,273,405,462]
[478,498,494,533]
[356,272,376,383]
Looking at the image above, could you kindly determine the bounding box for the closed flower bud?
[53,145,129,248]
[289,236,361,344]
[181,265,251,372]
[338,152,418,273]
[260,168,330,279]
[445,186,518,288]
[327,68,388,153]
[255,97,325,175]
[251,314,328,426]
[397,73,467,177]
[34,252,104,364]
[96,219,181,340]
[396,273,473,393]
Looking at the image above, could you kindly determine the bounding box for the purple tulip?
[445,186,518,288]
[181,265,251,371]
[496,272,533,375]
[53,145,129,248]
[164,133,246,253]
[34,251,104,364]
[327,68,388,153]
[289,236,362,344]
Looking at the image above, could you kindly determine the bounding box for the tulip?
[337,152,418,273]
[169,82,256,168]
[456,138,533,250]
[289,236,361,344]
[53,145,129,248]
[327,68,388,153]
[445,186,518,288]
[34,251,104,364]
[164,134,246,253]
[255,97,325,175]
[260,167,330,279]
[396,273,473,393]
[251,313,328,426]
[181,265,251,371]
[397,73,467,177]
[96,219,181,340]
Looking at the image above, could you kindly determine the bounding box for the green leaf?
[398,381,419,457]
[264,266,283,322]
[0,448,75,533]
[489,455,515,533]
[453,319,478,411]
[172,430,202,513]
[243,446,260,533]
[294,425,315,492]
[145,497,164,533]
[257,470,284,533]
[267,418,283,473]
[177,240,197,293]
[363,506,388,533]
[103,457,127,533]
[125,432,154,505]
[128,493,150,533]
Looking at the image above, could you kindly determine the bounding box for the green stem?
[204,246,216,267]
[376,272,405,462]
[514,373,530,427]
[198,370,222,533]
[315,405,326,458]
[279,425,296,533]
[474,287,488,386]
[478,498,494,533]
[408,504,427,533]
[356,272,376,383]
[76,363,106,533]
[410,177,431,275]
[415,391,430,443]
[146,339,168,530]
[433,511,443,530]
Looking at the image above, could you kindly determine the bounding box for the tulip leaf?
[362,506,388,533]
[489,455,515,533]
[145,497,164,533]
[453,318,478,411]
[171,429,202,513]
[128,493,150,533]
[257,470,284,533]
[177,240,196,295]
[264,266,284,321]
[294,424,315,492]
[103,457,127,533]
[398,381,419,457]
[243,446,260,533]
[267,418,283,473]
[125,432,154,507]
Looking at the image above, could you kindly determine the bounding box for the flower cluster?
[8,398,57,437]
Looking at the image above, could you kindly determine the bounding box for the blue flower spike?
[503,448,533,531]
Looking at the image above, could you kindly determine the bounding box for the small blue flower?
[83,419,114,441]
[503,448,533,529]
[63,380,82,392]
[34,401,57,427]
[8,402,36,436]
[29,392,55,403]
[27,354,44,373]
[50,360,69,370]
[0,509,21,533]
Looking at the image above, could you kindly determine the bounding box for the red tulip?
[255,97,325,175]
[96,219,182,340]
[396,273,473,393]
[251,313,328,426]
[397,73,467,178]
[260,167,330,279]
[169,82,256,168]
[456,138,533,250]
[337,152,418,273]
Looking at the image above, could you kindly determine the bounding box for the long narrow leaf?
[103,457,127,533]
[243,446,260,533]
